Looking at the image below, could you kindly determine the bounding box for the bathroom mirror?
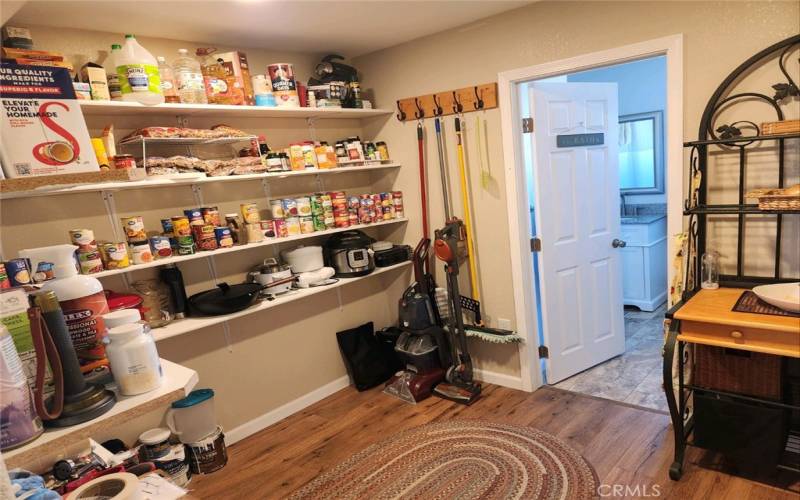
[619,110,664,194]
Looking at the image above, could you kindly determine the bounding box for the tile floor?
[553,304,668,412]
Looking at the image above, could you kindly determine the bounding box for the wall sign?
[556,133,604,148]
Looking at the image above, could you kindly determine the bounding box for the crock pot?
[325,230,375,277]
[281,245,323,273]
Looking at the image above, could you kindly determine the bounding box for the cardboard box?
[0,288,53,397]
[0,62,99,178]
[1,47,63,62]
[216,51,255,105]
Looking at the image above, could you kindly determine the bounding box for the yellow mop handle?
[455,117,480,301]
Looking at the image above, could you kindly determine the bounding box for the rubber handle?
[454,117,461,133]
[41,308,86,397]
[435,118,441,133]
[417,123,423,140]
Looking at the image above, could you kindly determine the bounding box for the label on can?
[100,242,129,269]
[284,217,301,236]
[160,218,174,235]
[150,236,173,258]
[295,197,312,216]
[6,259,32,287]
[299,216,315,234]
[281,198,298,217]
[202,207,220,226]
[61,291,110,373]
[121,216,147,243]
[270,200,285,219]
[183,209,204,226]
[273,219,287,238]
[131,243,154,264]
[171,216,192,237]
[240,203,260,224]
[0,263,10,289]
[214,227,234,247]
[69,229,97,251]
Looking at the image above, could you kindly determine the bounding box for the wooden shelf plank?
[2,359,199,469]
[152,261,412,343]
[0,163,401,200]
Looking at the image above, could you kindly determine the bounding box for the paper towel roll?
[66,472,138,500]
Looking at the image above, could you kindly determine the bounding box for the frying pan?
[188,277,297,316]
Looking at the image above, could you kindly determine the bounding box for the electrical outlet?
[497,318,512,331]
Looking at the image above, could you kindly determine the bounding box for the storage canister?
[106,322,162,396]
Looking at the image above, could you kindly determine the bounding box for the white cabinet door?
[621,246,646,302]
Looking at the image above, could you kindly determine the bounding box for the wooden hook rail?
[395,83,497,121]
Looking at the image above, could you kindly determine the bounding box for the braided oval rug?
[289,420,599,500]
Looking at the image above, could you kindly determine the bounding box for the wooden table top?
[675,288,800,334]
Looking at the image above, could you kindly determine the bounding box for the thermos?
[160,264,188,318]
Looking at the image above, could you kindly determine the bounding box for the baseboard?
[474,368,525,390]
[225,375,351,445]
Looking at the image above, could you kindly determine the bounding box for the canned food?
[349,213,359,226]
[32,261,55,283]
[284,217,301,236]
[149,236,173,258]
[334,214,350,228]
[323,214,335,229]
[202,207,221,226]
[245,223,264,243]
[0,263,9,289]
[177,244,195,256]
[5,259,32,287]
[100,242,129,269]
[273,219,288,238]
[113,154,136,169]
[377,142,389,161]
[383,205,394,220]
[281,198,298,217]
[328,191,346,200]
[171,216,192,237]
[392,191,404,218]
[130,243,154,264]
[69,229,97,251]
[78,250,103,274]
[312,214,327,232]
[295,197,312,216]
[160,218,174,235]
[381,192,393,207]
[347,196,360,210]
[358,207,372,224]
[184,208,204,226]
[214,227,234,248]
[268,200,285,219]
[240,203,260,224]
[371,194,382,210]
[192,225,217,251]
[259,220,276,238]
[176,235,194,247]
[299,216,315,234]
[121,216,147,243]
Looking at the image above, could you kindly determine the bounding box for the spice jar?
[132,279,173,328]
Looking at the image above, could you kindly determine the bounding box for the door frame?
[498,34,684,392]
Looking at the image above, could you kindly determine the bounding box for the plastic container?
[167,389,217,443]
[102,309,141,330]
[105,44,122,100]
[173,49,207,104]
[701,251,720,290]
[157,56,180,103]
[0,324,43,450]
[19,244,111,375]
[116,34,163,105]
[106,322,162,396]
[139,427,172,460]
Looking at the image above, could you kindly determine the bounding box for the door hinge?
[530,237,542,252]
[538,345,549,358]
[522,118,533,133]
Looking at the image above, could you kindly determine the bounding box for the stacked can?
[329,191,349,228]
[310,193,330,231]
[120,216,154,264]
[380,192,394,221]
[170,215,195,255]
[392,191,404,218]
[69,229,103,275]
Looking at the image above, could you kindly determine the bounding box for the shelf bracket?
[315,173,325,193]
[176,115,190,128]
[101,190,131,289]
[306,117,318,143]
[261,178,271,201]
[221,321,233,353]
[190,183,204,206]
[336,287,344,312]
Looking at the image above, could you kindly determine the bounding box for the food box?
[0,62,99,178]
[215,51,255,106]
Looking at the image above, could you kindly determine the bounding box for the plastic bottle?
[19,245,111,376]
[105,44,122,100]
[157,56,180,103]
[173,48,207,104]
[105,322,162,396]
[115,34,163,105]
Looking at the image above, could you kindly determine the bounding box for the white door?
[529,82,625,384]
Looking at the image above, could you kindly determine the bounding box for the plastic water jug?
[115,34,163,105]
[166,388,217,443]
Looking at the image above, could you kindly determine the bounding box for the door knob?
[612,239,627,248]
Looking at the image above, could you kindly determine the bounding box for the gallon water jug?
[116,34,164,105]
[173,49,207,104]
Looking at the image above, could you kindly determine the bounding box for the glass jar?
[132,279,173,328]
[701,251,720,290]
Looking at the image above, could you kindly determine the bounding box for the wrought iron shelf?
[684,132,800,147]
[684,204,800,215]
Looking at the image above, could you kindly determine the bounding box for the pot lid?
[139,427,170,445]
[105,290,143,311]
[171,388,214,408]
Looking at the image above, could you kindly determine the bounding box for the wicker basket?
[746,184,800,210]
[694,344,782,400]
[761,119,800,136]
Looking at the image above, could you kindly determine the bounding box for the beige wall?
[354,0,800,378]
[0,24,410,461]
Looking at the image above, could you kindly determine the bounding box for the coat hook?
[414,97,425,119]
[473,86,484,110]
[433,94,443,116]
[396,100,406,121]
[452,91,463,114]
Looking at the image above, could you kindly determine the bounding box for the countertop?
[621,214,666,225]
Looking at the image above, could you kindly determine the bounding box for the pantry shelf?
[79,100,392,119]
[0,163,401,200]
[118,135,258,146]
[2,359,198,469]
[92,218,408,279]
[152,261,412,343]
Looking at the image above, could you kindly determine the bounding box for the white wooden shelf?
[2,359,199,469]
[79,100,392,119]
[0,163,401,200]
[152,261,411,343]
[92,218,408,279]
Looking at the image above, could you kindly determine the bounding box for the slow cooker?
[325,230,375,277]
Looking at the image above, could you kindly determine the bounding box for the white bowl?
[752,282,800,313]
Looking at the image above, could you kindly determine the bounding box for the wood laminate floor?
[190,385,799,499]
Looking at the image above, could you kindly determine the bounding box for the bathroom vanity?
[620,214,667,311]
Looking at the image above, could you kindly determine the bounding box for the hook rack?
[395,82,497,122]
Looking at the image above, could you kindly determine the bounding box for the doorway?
[497,36,683,401]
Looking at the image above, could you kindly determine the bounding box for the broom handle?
[455,118,480,302]
[417,123,429,239]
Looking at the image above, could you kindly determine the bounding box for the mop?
[452,117,523,344]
